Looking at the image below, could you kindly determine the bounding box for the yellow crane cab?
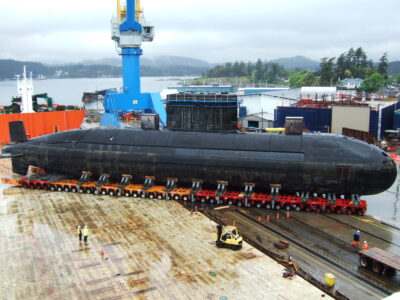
[216,224,243,251]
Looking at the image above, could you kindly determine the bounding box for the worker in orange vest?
[352,230,360,247]
[362,241,369,250]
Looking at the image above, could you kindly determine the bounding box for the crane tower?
[100,0,166,128]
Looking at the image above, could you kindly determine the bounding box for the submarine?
[1,121,397,197]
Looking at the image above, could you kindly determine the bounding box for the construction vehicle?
[215,224,243,251]
[359,247,400,276]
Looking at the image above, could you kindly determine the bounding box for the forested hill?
[0,56,212,80]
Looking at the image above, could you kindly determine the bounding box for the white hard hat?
[357,230,360,233]
[364,241,367,243]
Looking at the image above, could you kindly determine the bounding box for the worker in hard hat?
[353,230,360,247]
[83,225,89,245]
[77,225,82,242]
[362,241,369,250]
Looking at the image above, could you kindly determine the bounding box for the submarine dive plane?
[1,121,397,199]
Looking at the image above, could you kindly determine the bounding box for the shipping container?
[274,107,331,133]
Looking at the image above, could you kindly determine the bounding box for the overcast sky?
[1,0,399,64]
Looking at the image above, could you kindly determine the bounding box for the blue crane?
[100,0,166,128]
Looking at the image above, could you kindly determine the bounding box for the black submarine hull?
[2,128,397,196]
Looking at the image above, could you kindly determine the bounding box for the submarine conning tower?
[165,92,240,132]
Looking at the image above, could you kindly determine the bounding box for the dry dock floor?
[0,182,331,299]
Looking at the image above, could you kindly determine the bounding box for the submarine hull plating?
[3,128,397,196]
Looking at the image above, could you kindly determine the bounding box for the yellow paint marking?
[351,216,400,235]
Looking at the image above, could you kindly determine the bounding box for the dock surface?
[0,160,329,299]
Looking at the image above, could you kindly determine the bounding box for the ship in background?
[0,66,85,145]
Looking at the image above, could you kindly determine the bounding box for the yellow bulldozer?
[216,224,243,251]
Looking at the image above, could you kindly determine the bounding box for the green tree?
[289,70,318,87]
[378,52,388,77]
[319,57,336,86]
[359,73,385,92]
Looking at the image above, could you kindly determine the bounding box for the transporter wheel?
[228,201,233,205]
[265,204,271,210]
[275,204,281,210]
[336,208,343,214]
[64,186,70,192]
[183,196,188,201]
[109,190,114,196]
[174,195,180,200]
[86,189,91,194]
[237,202,242,207]
[304,206,311,212]
[149,194,154,199]
[285,205,291,211]
[125,191,131,197]
[295,205,301,211]
[132,192,138,197]
[315,207,321,213]
[209,198,215,204]
[385,267,396,277]
[101,190,106,195]
[200,197,206,203]
[71,187,77,193]
[256,203,261,208]
[57,187,62,192]
[79,189,84,193]
[141,193,146,198]
[372,262,383,275]
[325,207,332,214]
[356,209,364,216]
[157,194,163,200]
[346,208,353,215]
[360,255,370,268]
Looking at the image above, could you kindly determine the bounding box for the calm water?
[0,77,187,106]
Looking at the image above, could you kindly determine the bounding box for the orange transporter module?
[0,110,85,144]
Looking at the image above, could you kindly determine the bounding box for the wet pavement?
[0,175,331,299]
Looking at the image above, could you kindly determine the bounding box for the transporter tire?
[357,209,364,216]
[372,261,383,275]
[132,192,138,197]
[149,194,154,199]
[71,187,77,193]
[109,190,114,196]
[125,191,131,197]
[64,186,70,192]
[183,196,188,201]
[157,194,163,200]
[86,189,91,194]
[57,187,62,192]
[360,255,370,268]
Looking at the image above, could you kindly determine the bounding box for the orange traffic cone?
[266,215,270,222]
[232,220,236,227]
[286,211,290,218]
[276,213,280,219]
[100,249,105,258]
[258,216,261,223]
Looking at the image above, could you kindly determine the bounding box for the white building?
[339,78,363,89]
